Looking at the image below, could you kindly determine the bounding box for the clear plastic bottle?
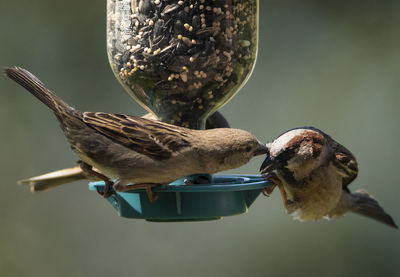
[107,0,258,129]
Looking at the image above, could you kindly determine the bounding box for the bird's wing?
[332,142,359,190]
[82,112,191,160]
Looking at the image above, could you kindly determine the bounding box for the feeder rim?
[89,174,271,193]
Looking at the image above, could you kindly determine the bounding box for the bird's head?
[204,128,268,170]
[260,127,331,181]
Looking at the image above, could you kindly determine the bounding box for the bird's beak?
[260,155,273,173]
[254,141,269,156]
[259,144,278,173]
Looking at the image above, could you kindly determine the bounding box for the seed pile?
[107,0,257,128]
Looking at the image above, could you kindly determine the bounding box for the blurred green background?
[1,1,399,276]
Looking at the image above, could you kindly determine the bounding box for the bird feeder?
[91,0,271,221]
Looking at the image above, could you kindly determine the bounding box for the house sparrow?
[5,66,268,200]
[260,127,397,228]
[19,112,230,192]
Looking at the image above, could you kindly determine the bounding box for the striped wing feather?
[332,142,359,190]
[82,112,191,160]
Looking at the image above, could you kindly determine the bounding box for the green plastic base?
[89,175,271,222]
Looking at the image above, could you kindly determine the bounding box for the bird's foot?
[113,181,160,202]
[262,185,276,197]
[262,173,291,210]
[96,180,115,198]
[261,173,281,197]
[78,161,114,198]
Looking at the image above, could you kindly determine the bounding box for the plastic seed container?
[107,0,258,129]
[90,174,270,221]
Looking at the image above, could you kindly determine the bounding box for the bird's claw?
[145,186,159,202]
[114,182,160,202]
[262,185,276,197]
[78,160,115,198]
[261,173,281,197]
[95,180,115,198]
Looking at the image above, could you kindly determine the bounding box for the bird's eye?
[245,146,252,152]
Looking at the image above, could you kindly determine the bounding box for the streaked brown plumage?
[260,127,397,228]
[5,66,268,198]
[19,112,230,192]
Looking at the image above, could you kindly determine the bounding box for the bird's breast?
[281,164,343,221]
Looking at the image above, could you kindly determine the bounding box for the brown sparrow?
[4,66,268,200]
[260,127,397,228]
[19,112,230,192]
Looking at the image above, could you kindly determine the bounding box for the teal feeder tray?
[89,175,271,222]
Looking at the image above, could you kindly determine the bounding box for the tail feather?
[18,166,88,192]
[351,189,398,229]
[4,66,72,113]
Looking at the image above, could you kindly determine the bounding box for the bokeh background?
[1,1,399,276]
